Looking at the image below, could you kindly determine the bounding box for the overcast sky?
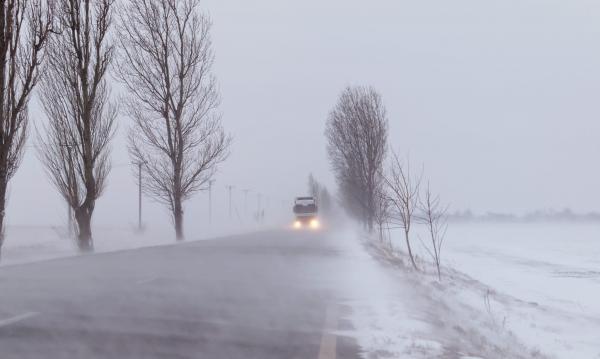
[6,0,600,229]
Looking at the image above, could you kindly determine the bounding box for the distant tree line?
[325,85,448,279]
[307,173,333,218]
[449,208,600,223]
[0,0,230,256]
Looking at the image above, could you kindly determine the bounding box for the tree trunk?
[0,191,6,259]
[404,229,418,270]
[0,175,8,260]
[173,196,184,241]
[75,206,94,252]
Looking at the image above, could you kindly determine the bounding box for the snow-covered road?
[0,223,597,358]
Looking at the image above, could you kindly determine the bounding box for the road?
[0,230,362,359]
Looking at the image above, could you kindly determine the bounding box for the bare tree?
[116,0,230,240]
[307,173,333,218]
[373,185,391,245]
[319,186,333,218]
[308,173,321,199]
[325,86,388,232]
[418,183,448,281]
[38,0,116,251]
[0,1,54,255]
[384,151,421,270]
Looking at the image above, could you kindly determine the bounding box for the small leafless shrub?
[374,185,392,246]
[383,151,421,270]
[418,183,448,280]
[483,289,508,332]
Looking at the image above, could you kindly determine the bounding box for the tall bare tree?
[0,1,54,255]
[38,0,116,251]
[384,152,421,270]
[325,86,388,231]
[116,0,230,240]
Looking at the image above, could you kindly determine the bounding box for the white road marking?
[136,277,157,285]
[318,304,339,359]
[0,312,39,328]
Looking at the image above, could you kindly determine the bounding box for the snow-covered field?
[0,223,259,267]
[444,223,600,359]
[345,223,600,359]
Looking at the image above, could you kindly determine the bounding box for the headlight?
[293,220,302,229]
[309,219,320,229]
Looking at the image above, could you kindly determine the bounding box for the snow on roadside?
[335,230,550,359]
[0,224,258,267]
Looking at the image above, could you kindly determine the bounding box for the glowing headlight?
[293,220,302,229]
[309,219,320,229]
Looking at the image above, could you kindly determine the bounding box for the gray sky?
[6,0,600,228]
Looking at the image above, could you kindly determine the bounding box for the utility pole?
[132,161,146,232]
[257,193,262,222]
[226,185,234,219]
[242,189,251,217]
[208,179,215,224]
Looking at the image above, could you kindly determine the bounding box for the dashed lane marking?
[318,304,339,359]
[0,312,39,328]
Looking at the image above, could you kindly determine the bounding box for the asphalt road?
[0,230,362,359]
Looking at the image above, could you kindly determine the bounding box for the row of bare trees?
[326,86,447,279]
[307,173,333,218]
[0,0,230,255]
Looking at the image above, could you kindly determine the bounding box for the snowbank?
[335,228,547,359]
[346,223,600,359]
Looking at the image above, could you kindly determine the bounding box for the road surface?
[0,230,362,359]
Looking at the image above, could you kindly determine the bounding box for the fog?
[7,0,600,230]
[2,2,600,358]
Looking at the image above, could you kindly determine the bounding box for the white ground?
[443,223,600,359]
[340,223,600,359]
[0,223,257,266]
[2,222,599,358]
